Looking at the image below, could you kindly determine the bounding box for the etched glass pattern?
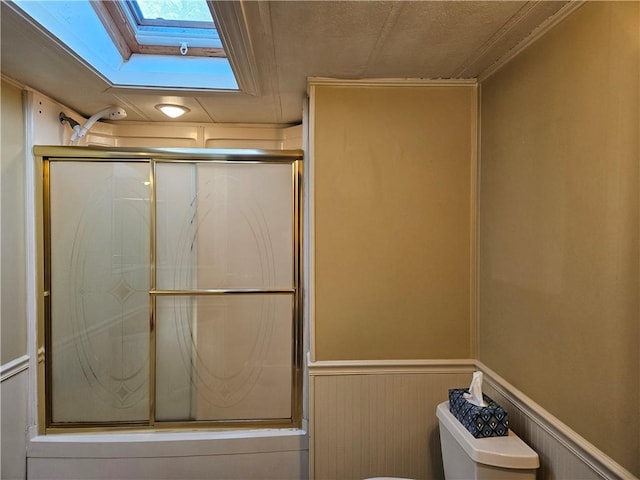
[155,294,293,421]
[49,162,150,423]
[154,161,295,422]
[47,158,296,427]
[155,162,294,290]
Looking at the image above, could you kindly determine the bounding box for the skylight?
[91,0,225,59]
[133,0,214,26]
[12,0,237,91]
[112,0,223,52]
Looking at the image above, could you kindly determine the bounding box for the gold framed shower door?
[37,146,303,433]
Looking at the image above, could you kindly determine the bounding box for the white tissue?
[463,371,488,407]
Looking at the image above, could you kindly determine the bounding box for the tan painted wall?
[1,79,27,364]
[479,2,639,475]
[312,83,476,360]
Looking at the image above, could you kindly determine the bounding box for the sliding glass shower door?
[44,151,300,430]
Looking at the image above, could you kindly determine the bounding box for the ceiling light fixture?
[155,104,190,119]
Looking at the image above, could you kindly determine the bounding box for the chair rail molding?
[1,355,30,382]
[307,355,477,376]
[477,361,636,480]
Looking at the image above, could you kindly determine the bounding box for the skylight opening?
[12,0,238,91]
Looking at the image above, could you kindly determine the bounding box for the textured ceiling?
[1,1,569,125]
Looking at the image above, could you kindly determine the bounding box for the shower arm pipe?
[70,106,127,142]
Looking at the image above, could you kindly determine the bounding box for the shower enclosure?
[38,146,302,431]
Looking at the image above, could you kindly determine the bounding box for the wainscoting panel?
[483,382,602,479]
[479,363,636,480]
[309,360,636,480]
[309,362,475,480]
[1,358,29,480]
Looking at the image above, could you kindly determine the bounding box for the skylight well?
[13,0,238,91]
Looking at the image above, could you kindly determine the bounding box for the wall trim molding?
[307,357,634,479]
[469,84,479,359]
[22,89,43,438]
[478,1,585,82]
[210,0,261,97]
[1,355,30,382]
[307,77,477,92]
[307,355,476,376]
[453,1,544,78]
[477,361,636,480]
[1,73,26,90]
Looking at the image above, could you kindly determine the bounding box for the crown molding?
[479,1,586,83]
[1,74,26,89]
[307,77,477,94]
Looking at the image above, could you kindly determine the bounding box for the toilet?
[436,401,539,479]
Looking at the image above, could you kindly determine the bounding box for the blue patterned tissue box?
[448,388,509,438]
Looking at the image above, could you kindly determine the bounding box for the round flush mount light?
[155,104,190,119]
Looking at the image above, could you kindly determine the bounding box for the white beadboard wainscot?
[308,358,476,480]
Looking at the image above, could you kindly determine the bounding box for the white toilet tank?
[436,402,539,480]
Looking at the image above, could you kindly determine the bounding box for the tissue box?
[448,388,509,438]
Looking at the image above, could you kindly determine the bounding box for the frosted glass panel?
[155,294,293,421]
[46,156,298,428]
[49,162,150,423]
[155,162,294,290]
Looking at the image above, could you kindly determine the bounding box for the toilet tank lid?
[436,402,540,469]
